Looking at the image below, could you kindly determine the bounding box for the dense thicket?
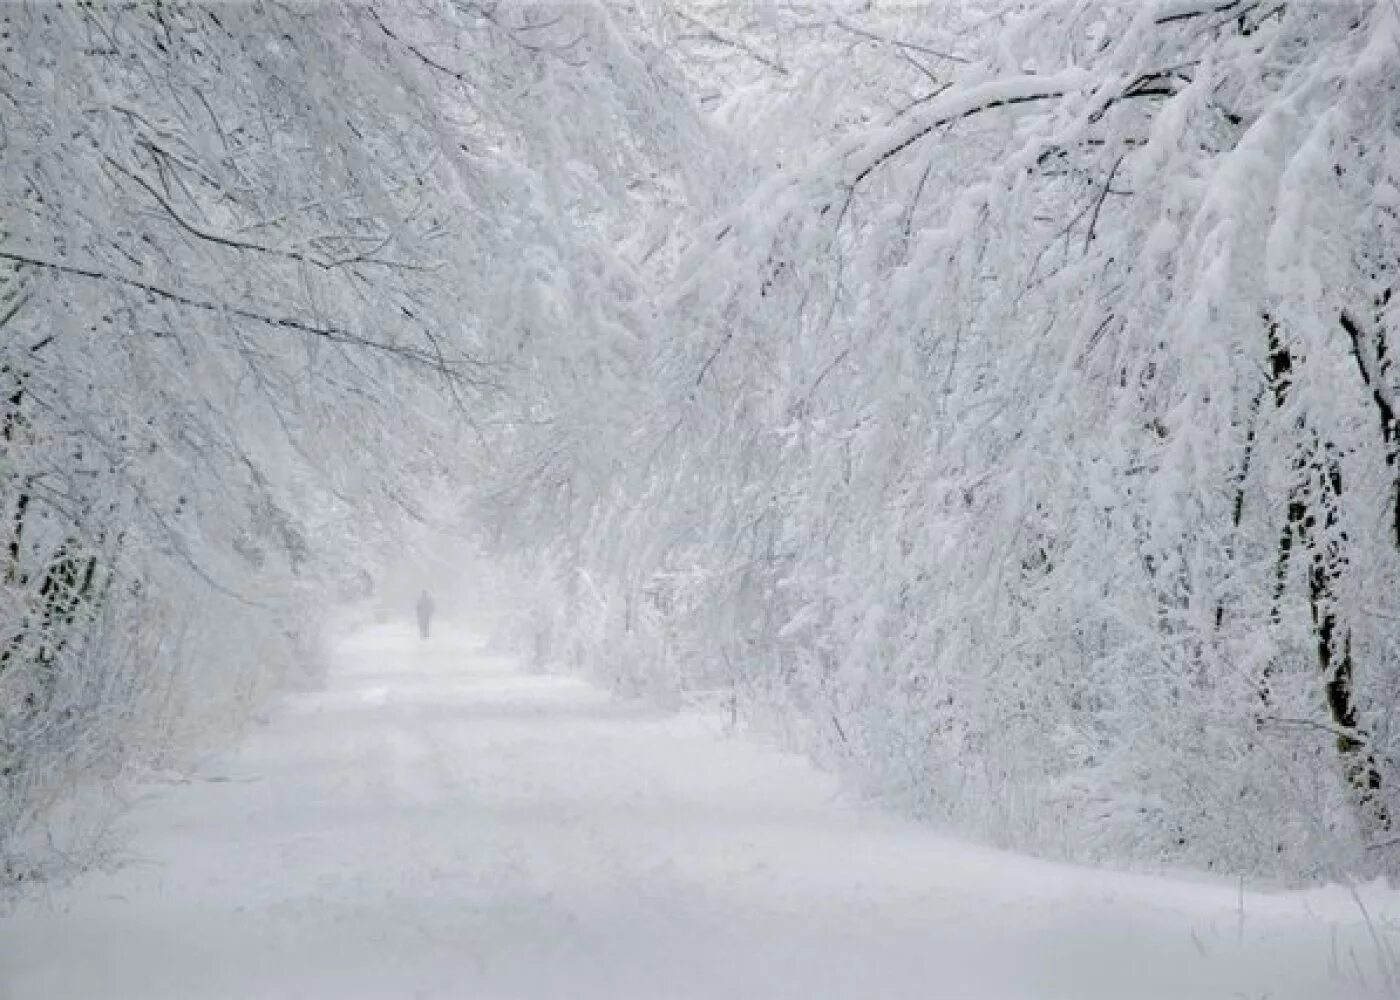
[503,1,1400,881]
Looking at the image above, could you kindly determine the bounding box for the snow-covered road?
[4,623,1396,999]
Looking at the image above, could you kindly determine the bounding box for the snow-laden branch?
[839,69,1093,187]
[1153,0,1259,26]
[0,250,465,374]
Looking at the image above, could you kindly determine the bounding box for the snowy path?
[4,623,1396,999]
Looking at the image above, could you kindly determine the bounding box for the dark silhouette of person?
[415,589,436,639]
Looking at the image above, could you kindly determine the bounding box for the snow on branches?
[512,0,1400,880]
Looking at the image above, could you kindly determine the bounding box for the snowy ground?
[4,621,1399,999]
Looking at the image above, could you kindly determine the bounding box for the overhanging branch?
[0,249,469,374]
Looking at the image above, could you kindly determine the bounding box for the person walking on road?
[415,589,436,640]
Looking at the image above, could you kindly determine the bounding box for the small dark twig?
[1084,155,1125,252]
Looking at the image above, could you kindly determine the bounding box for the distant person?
[415,589,436,639]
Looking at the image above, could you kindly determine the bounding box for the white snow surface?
[4,622,1397,999]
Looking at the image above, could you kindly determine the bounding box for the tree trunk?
[1268,327,1387,827]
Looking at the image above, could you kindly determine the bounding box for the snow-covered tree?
[0,0,699,884]
[511,0,1400,880]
